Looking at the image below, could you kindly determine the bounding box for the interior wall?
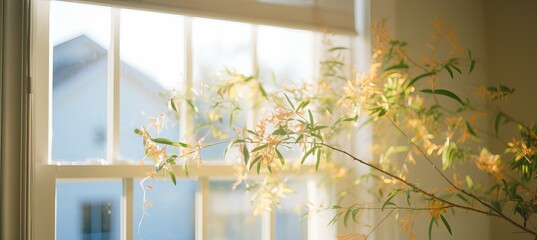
[486,1,537,240]
[370,0,490,239]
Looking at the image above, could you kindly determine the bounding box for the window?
[31,0,359,239]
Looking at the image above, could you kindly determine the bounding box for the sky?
[51,1,183,90]
[50,0,318,91]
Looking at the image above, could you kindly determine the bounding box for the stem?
[367,209,395,239]
[319,143,496,217]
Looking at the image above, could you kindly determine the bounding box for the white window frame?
[30,1,371,240]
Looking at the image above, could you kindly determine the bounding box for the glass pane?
[208,181,261,240]
[192,18,252,161]
[257,26,314,88]
[134,179,197,240]
[276,181,308,240]
[56,180,122,240]
[120,9,184,162]
[50,1,110,163]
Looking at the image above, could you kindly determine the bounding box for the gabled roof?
[53,35,167,95]
[53,35,107,88]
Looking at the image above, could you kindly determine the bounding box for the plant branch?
[319,143,496,217]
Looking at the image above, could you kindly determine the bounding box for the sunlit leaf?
[301,147,316,164]
[329,47,348,52]
[296,99,311,112]
[275,148,285,165]
[187,99,198,113]
[465,121,480,141]
[352,208,360,222]
[250,155,262,171]
[382,188,401,211]
[315,148,322,171]
[167,168,177,186]
[343,209,352,228]
[258,84,267,98]
[152,138,190,148]
[308,109,314,124]
[256,160,262,174]
[284,93,295,110]
[243,144,250,165]
[251,143,268,152]
[272,125,287,136]
[169,98,179,112]
[466,175,474,189]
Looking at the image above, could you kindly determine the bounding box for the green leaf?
[251,143,268,152]
[275,148,285,165]
[406,72,435,88]
[183,161,189,177]
[186,99,198,113]
[494,113,503,137]
[256,160,262,174]
[329,47,348,52]
[352,208,361,222]
[151,138,190,148]
[469,60,476,75]
[295,134,304,143]
[406,189,412,206]
[421,89,464,105]
[328,212,343,226]
[301,147,317,164]
[134,128,143,135]
[385,61,409,71]
[272,125,287,136]
[283,93,295,110]
[456,193,470,204]
[382,189,402,211]
[258,84,267,98]
[243,144,250,165]
[444,65,454,79]
[308,109,314,124]
[249,155,262,171]
[296,100,311,112]
[315,149,322,171]
[167,169,177,186]
[465,121,480,141]
[441,138,456,171]
[169,98,179,112]
[491,201,502,212]
[440,215,452,235]
[343,209,352,228]
[428,217,436,240]
[450,64,462,75]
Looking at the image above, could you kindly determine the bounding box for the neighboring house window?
[32,0,358,239]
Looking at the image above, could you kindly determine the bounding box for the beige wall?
[486,1,537,240]
[369,0,537,239]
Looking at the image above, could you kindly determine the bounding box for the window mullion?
[181,17,194,146]
[107,8,121,162]
[121,178,133,240]
[196,178,209,240]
